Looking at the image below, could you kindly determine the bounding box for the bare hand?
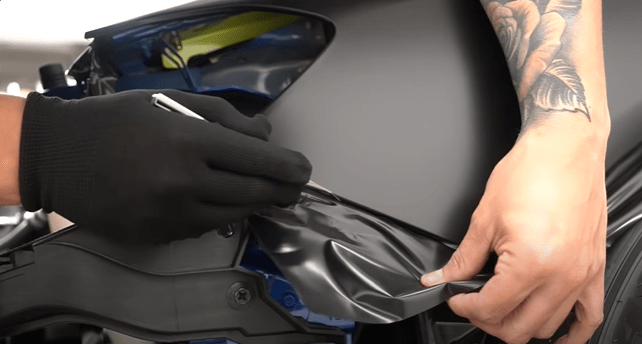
[422,123,607,344]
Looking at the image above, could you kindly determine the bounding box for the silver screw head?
[234,287,251,305]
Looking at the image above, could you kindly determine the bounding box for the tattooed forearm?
[482,0,589,126]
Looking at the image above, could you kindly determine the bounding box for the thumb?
[421,223,492,287]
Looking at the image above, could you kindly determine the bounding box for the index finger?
[199,124,312,185]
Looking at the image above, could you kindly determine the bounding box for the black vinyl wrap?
[606,140,642,247]
[30,0,642,333]
[250,135,642,324]
[249,188,488,324]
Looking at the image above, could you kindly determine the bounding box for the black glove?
[20,90,311,242]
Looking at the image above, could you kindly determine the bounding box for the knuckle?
[469,210,483,228]
[497,211,535,233]
[211,97,238,114]
[585,313,604,329]
[447,250,472,279]
[476,309,501,325]
[251,114,273,133]
[492,318,535,344]
[565,266,590,286]
[534,326,558,339]
[503,333,530,344]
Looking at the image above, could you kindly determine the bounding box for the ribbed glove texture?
[20,90,311,242]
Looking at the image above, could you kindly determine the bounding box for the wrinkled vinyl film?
[606,140,642,247]
[249,188,487,324]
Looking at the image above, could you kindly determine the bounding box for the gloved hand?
[20,90,312,242]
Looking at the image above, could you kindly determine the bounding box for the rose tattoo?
[484,0,589,123]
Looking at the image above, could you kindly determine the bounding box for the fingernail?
[554,335,568,344]
[421,268,443,287]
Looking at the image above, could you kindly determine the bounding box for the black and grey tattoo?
[482,0,589,124]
